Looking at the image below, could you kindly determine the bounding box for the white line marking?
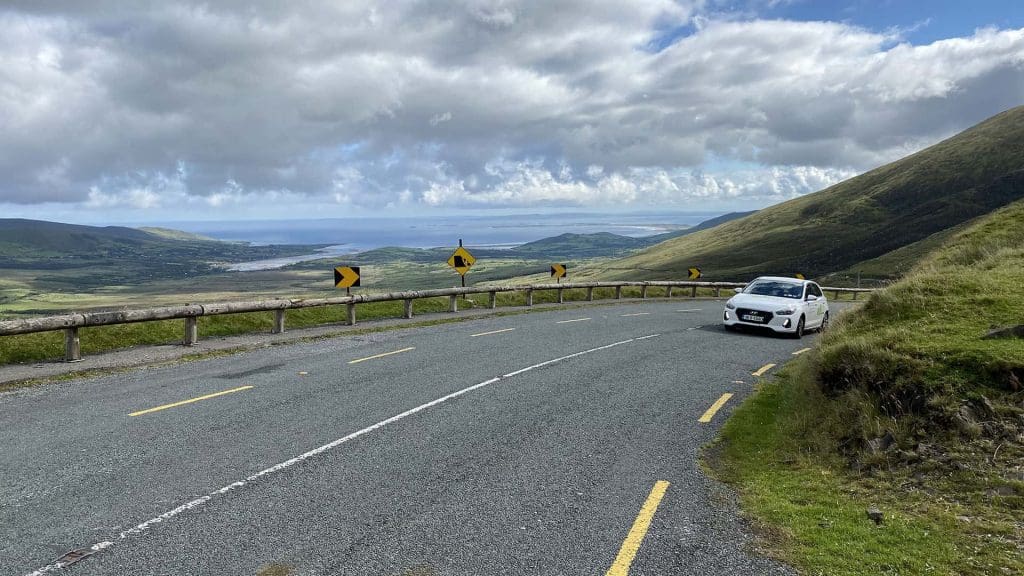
[556,317,591,324]
[471,328,516,337]
[676,309,702,312]
[24,334,661,576]
[686,325,703,331]
[620,312,651,317]
[348,347,415,364]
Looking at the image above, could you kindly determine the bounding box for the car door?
[806,283,826,327]
[802,283,821,327]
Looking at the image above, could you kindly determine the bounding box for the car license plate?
[742,314,764,322]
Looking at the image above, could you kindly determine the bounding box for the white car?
[723,276,829,338]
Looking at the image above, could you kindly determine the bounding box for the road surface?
[1,300,831,575]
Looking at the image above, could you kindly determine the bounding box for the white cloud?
[0,2,1022,215]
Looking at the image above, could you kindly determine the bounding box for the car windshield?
[744,280,803,299]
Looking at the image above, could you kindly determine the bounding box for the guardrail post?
[833,290,840,300]
[666,286,672,298]
[557,288,564,304]
[184,317,198,346]
[714,288,721,298]
[640,285,648,299]
[586,287,594,301]
[449,295,458,313]
[404,299,414,319]
[690,286,697,298]
[615,286,622,299]
[347,303,356,326]
[488,292,496,309]
[64,327,81,362]
[526,289,533,306]
[853,291,858,301]
[272,310,286,334]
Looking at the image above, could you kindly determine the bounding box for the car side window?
[809,284,823,297]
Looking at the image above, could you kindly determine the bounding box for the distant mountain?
[0,219,319,288]
[590,106,1024,281]
[502,212,757,258]
[510,232,650,257]
[640,211,757,244]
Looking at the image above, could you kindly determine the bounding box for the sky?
[0,0,1022,223]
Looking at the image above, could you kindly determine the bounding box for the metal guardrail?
[0,281,876,362]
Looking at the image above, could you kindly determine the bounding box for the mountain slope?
[0,219,318,289]
[589,106,1024,281]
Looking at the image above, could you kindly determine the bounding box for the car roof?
[752,276,813,285]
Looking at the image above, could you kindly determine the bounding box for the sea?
[158,211,722,271]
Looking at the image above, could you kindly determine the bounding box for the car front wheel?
[791,315,805,339]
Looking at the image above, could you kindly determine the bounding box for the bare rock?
[983,325,1024,339]
[866,507,884,525]
[867,431,897,453]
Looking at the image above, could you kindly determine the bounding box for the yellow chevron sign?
[334,266,361,288]
[550,263,567,279]
[688,267,702,280]
[447,246,476,276]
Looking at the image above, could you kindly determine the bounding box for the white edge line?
[25,333,661,576]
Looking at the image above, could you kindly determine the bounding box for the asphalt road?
[0,300,836,575]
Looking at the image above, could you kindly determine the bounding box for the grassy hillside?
[589,106,1024,282]
[0,219,321,291]
[712,198,1024,575]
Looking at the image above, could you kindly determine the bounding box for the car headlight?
[775,307,797,315]
[725,300,736,310]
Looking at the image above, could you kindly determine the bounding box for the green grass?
[582,106,1024,282]
[711,363,1018,576]
[709,198,1024,575]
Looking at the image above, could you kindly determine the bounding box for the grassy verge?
[709,199,1024,575]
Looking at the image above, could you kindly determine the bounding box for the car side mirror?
[806,294,819,301]
[734,287,743,294]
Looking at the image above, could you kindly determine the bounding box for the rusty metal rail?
[0,281,875,362]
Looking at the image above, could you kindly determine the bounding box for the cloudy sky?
[1,0,1022,222]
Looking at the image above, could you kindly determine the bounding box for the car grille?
[736,308,773,324]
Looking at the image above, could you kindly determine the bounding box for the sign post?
[446,239,476,288]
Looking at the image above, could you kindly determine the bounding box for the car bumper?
[723,309,799,333]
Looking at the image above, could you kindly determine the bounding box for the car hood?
[728,293,802,310]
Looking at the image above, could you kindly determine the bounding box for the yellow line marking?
[129,386,254,417]
[556,318,591,324]
[620,313,651,317]
[471,328,516,337]
[348,347,416,364]
[606,480,671,576]
[792,347,812,356]
[752,363,776,377]
[698,393,734,423]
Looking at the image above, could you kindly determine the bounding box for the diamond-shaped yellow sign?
[447,246,476,276]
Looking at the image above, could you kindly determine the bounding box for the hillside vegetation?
[590,106,1024,282]
[713,198,1024,575]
